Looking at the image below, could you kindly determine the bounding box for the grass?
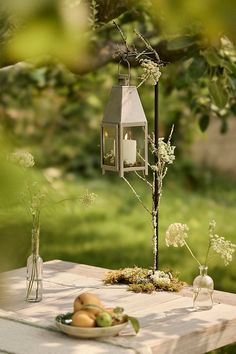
[2,172,235,292]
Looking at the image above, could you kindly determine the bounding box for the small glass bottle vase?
[26,229,43,302]
[193,265,214,311]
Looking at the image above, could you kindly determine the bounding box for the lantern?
[101,72,148,177]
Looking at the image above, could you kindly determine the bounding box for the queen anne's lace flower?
[166,220,236,267]
[166,223,189,247]
[208,220,216,236]
[80,190,96,206]
[210,234,236,266]
[11,151,35,168]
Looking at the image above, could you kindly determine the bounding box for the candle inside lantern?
[123,133,136,165]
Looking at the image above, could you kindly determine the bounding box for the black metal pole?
[154,82,159,271]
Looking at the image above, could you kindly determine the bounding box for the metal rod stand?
[153,83,159,271]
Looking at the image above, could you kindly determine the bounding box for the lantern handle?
[118,59,131,86]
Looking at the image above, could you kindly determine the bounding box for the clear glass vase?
[26,254,43,302]
[26,226,43,302]
[193,265,214,310]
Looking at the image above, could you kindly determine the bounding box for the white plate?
[56,320,128,338]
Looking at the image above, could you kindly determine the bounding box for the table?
[0,260,235,354]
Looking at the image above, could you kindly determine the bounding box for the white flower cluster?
[166,223,189,247]
[150,270,171,285]
[158,138,175,164]
[140,59,162,85]
[11,151,35,168]
[210,234,236,266]
[80,190,96,207]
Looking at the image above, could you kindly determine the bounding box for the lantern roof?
[103,85,147,124]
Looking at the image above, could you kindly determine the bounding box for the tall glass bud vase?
[26,225,43,302]
[193,265,214,310]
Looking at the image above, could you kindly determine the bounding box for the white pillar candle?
[123,135,136,165]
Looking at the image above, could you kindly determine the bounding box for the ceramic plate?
[55,314,128,338]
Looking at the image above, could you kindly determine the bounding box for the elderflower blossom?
[80,190,96,206]
[10,151,35,168]
[140,59,161,85]
[158,138,175,164]
[166,223,189,247]
[149,134,175,166]
[210,234,236,266]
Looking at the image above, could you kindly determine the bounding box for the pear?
[72,311,96,327]
[73,292,103,315]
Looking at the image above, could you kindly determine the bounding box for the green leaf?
[30,68,47,87]
[167,36,196,51]
[199,115,210,132]
[221,60,236,75]
[82,304,104,312]
[208,80,228,109]
[127,316,140,334]
[201,48,221,67]
[228,76,236,90]
[188,57,207,79]
[113,307,124,314]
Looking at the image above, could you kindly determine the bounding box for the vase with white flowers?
[165,221,236,310]
[11,151,96,302]
[11,151,44,302]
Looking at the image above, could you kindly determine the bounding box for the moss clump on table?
[104,267,185,293]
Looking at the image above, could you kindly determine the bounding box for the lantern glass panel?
[122,126,146,168]
[102,125,116,167]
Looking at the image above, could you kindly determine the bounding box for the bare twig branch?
[137,152,152,169]
[167,124,175,144]
[113,21,130,53]
[134,171,152,189]
[136,73,149,88]
[134,30,160,62]
[122,176,152,215]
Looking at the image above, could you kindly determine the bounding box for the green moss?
[104,267,185,293]
[129,283,156,293]
[104,267,151,285]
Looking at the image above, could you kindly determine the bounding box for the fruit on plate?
[96,311,113,327]
[73,292,103,315]
[72,310,96,327]
[56,292,140,333]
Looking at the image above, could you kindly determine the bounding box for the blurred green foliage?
[1,175,235,293]
[0,62,109,175]
[0,0,236,142]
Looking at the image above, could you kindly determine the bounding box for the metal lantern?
[101,69,148,177]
